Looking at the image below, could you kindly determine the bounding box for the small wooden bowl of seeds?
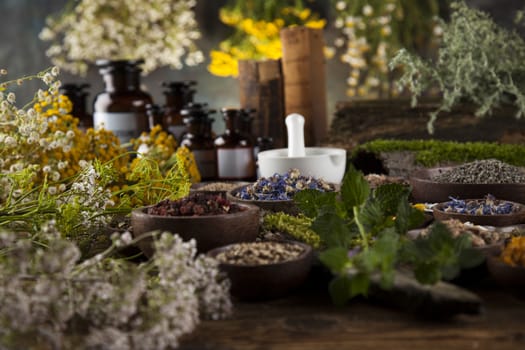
[207,241,313,301]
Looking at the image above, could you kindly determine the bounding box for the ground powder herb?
[432,159,525,184]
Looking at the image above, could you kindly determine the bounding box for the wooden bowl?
[130,202,260,256]
[227,185,300,215]
[486,253,525,291]
[207,241,313,301]
[410,167,525,204]
[432,200,525,226]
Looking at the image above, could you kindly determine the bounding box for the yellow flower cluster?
[130,125,201,183]
[209,2,326,77]
[131,125,178,168]
[501,236,525,267]
[31,95,199,207]
[33,92,128,182]
[175,145,201,184]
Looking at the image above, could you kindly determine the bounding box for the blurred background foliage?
[1,0,523,133]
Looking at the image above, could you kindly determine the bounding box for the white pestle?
[285,113,306,157]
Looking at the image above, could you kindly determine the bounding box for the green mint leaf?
[341,166,370,210]
[294,189,337,218]
[452,233,485,269]
[394,199,411,234]
[401,222,483,284]
[312,211,354,248]
[414,262,442,284]
[374,230,399,288]
[458,247,486,269]
[358,197,392,235]
[319,247,349,274]
[441,264,461,281]
[395,199,425,234]
[373,183,411,216]
[406,206,426,230]
[425,222,455,253]
[356,229,399,289]
[453,232,474,251]
[349,272,370,298]
[329,275,352,306]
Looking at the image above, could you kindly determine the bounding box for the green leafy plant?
[294,166,484,305]
[390,1,525,133]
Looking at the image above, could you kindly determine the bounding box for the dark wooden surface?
[180,268,525,350]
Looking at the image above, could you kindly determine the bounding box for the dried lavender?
[235,168,335,201]
[432,159,525,184]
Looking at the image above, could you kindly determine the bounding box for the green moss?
[355,139,525,167]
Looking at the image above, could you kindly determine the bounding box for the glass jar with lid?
[214,107,256,181]
[180,102,217,181]
[127,59,154,114]
[162,81,196,142]
[59,83,92,131]
[92,59,152,145]
[146,104,163,131]
[239,108,256,144]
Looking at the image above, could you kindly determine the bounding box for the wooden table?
[180,270,525,350]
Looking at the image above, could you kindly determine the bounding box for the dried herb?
[262,212,321,248]
[432,159,525,184]
[147,192,244,216]
[215,241,305,265]
[439,195,520,215]
[235,169,334,201]
[501,236,525,267]
[390,1,525,133]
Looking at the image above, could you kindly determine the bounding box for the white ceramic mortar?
[257,114,347,184]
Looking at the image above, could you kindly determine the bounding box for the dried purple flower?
[236,169,335,201]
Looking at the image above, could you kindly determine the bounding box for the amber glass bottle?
[146,104,163,131]
[180,103,217,181]
[239,108,256,143]
[162,81,196,142]
[214,108,256,181]
[127,59,153,113]
[60,83,92,131]
[92,59,151,144]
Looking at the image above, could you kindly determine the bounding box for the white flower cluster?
[333,0,441,98]
[333,1,396,97]
[0,67,69,203]
[0,227,232,349]
[40,0,204,75]
[59,163,115,229]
